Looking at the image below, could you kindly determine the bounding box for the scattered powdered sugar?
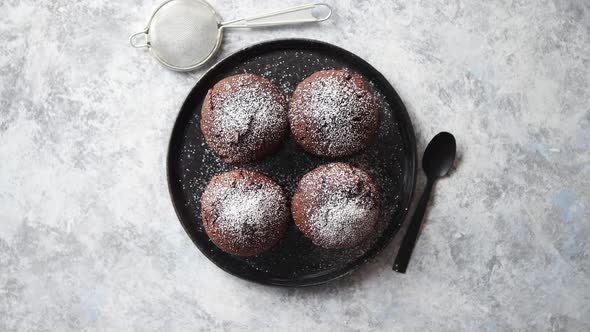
[176,51,408,271]
[205,74,287,162]
[289,69,378,156]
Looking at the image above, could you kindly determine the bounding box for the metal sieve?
[129,0,332,71]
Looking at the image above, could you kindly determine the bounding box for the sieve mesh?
[148,0,220,69]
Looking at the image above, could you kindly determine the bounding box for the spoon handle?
[393,179,434,273]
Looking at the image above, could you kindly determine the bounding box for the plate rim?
[166,38,417,287]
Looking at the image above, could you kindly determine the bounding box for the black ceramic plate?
[167,39,416,287]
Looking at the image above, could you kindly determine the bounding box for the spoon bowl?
[423,132,456,179]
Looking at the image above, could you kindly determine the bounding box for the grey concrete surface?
[1,0,589,331]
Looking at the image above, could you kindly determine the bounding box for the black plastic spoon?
[393,132,456,273]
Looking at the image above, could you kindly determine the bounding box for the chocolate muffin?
[201,170,289,256]
[291,163,380,249]
[289,69,379,157]
[201,74,288,163]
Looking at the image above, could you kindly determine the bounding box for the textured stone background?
[1,0,589,331]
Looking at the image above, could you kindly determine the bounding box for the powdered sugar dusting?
[202,74,287,163]
[309,198,379,249]
[289,69,379,157]
[201,170,289,250]
[219,190,264,225]
[294,163,380,249]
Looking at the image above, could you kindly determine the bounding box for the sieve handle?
[129,30,149,48]
[220,3,332,28]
